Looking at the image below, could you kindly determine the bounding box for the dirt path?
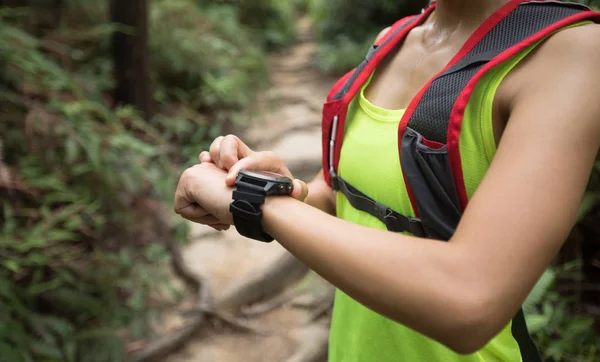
[164,18,336,362]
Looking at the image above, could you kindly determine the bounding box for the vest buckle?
[330,169,340,191]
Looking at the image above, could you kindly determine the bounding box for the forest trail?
[164,17,336,362]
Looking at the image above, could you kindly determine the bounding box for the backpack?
[321,0,600,241]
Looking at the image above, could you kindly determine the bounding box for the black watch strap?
[230,189,274,242]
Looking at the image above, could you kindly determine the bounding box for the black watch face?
[237,169,293,195]
[240,170,290,181]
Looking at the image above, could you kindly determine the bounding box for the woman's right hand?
[199,135,308,201]
[199,134,253,172]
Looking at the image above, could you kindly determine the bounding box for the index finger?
[220,135,252,170]
[209,136,225,169]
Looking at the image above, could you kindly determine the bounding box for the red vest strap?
[321,0,597,194]
[447,9,600,211]
[374,14,420,47]
[325,12,425,103]
[321,7,434,186]
[326,69,354,103]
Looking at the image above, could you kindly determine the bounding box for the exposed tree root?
[241,284,308,317]
[284,323,330,362]
[127,212,264,361]
[125,171,329,362]
[290,283,335,310]
[284,341,328,362]
[128,229,210,362]
[244,284,334,333]
[183,307,271,336]
[242,272,335,318]
[282,291,332,362]
[128,313,206,362]
[305,295,334,324]
[217,251,309,310]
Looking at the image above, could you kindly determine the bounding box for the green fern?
[0,0,287,357]
[524,269,556,314]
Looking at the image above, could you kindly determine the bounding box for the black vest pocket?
[401,127,462,240]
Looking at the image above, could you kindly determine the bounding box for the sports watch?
[230,170,293,242]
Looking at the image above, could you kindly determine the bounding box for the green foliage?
[307,0,428,74]
[308,0,599,74]
[577,0,600,9]
[311,35,376,76]
[0,13,184,358]
[578,157,600,221]
[197,0,297,50]
[234,0,297,50]
[0,0,299,359]
[149,0,268,163]
[150,0,268,110]
[309,0,426,43]
[149,0,300,163]
[525,264,600,362]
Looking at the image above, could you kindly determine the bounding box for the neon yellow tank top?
[329,22,590,362]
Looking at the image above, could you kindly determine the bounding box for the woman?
[173,0,600,360]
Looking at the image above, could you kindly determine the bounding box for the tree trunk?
[110,0,154,118]
[578,205,600,314]
[0,0,29,6]
[31,0,63,32]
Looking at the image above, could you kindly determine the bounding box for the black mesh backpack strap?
[331,15,420,102]
[329,1,597,241]
[407,0,593,143]
[397,1,597,240]
[323,9,435,237]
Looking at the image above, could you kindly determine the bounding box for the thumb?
[225,151,290,186]
[291,179,309,202]
[225,156,258,186]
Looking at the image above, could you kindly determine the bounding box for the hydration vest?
[322,0,600,241]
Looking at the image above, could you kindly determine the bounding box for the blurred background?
[1,0,599,361]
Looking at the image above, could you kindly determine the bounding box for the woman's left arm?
[261,25,600,353]
[174,25,600,355]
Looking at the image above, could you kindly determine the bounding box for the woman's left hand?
[173,162,234,229]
